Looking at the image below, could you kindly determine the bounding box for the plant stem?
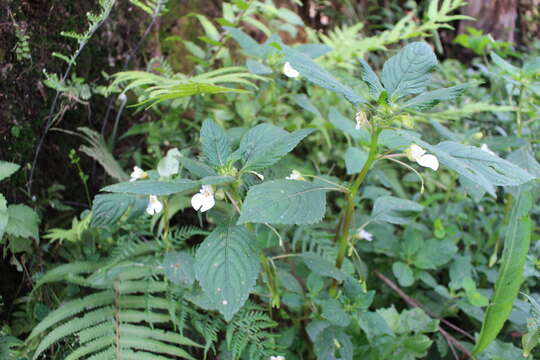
[516,84,525,137]
[330,127,380,296]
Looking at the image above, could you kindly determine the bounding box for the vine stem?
[330,126,380,296]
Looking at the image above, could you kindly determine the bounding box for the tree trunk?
[459,0,518,43]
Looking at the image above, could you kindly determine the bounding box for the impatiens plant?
[29,40,537,360]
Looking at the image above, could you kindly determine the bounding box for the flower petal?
[283,62,299,78]
[191,193,205,211]
[199,195,215,212]
[146,195,163,215]
[417,154,439,171]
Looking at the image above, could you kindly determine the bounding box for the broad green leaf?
[102,179,199,195]
[224,26,266,57]
[381,42,438,101]
[200,119,232,167]
[238,180,328,225]
[300,253,347,281]
[345,147,368,175]
[157,148,181,177]
[397,308,438,334]
[294,94,322,117]
[0,161,20,182]
[463,277,489,307]
[358,312,394,339]
[321,299,350,327]
[402,84,468,111]
[490,52,520,75]
[358,58,384,99]
[328,107,369,142]
[237,124,314,171]
[245,59,272,75]
[281,45,365,104]
[392,262,414,287]
[296,44,332,59]
[179,157,217,178]
[413,239,457,270]
[5,204,39,240]
[90,194,147,227]
[474,189,533,354]
[507,147,540,178]
[393,131,535,196]
[522,56,540,77]
[163,252,195,286]
[371,196,424,225]
[314,327,353,360]
[0,194,8,240]
[194,222,260,321]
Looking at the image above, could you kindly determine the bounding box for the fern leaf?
[64,336,113,360]
[120,336,196,359]
[120,324,202,348]
[28,291,113,341]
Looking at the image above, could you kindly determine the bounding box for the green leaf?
[5,204,39,240]
[522,56,540,77]
[294,94,322,117]
[200,119,232,167]
[392,262,414,287]
[0,161,20,182]
[393,131,535,196]
[328,107,369,142]
[402,84,468,111]
[238,180,328,225]
[313,327,353,360]
[381,42,438,101]
[321,299,350,327]
[490,52,520,75]
[91,194,147,227]
[0,194,8,241]
[102,179,199,196]
[237,124,314,171]
[281,45,365,104]
[163,252,195,286]
[157,148,181,177]
[358,58,384,99]
[245,59,272,75]
[194,222,260,321]
[224,26,266,58]
[345,147,368,175]
[463,277,489,307]
[300,253,347,281]
[371,196,424,225]
[413,239,457,270]
[296,44,332,59]
[473,189,533,354]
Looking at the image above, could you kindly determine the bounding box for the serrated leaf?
[490,52,520,75]
[314,326,353,360]
[163,252,195,286]
[414,239,457,270]
[345,147,368,174]
[91,194,147,227]
[201,119,232,167]
[381,42,438,101]
[474,189,533,354]
[359,58,384,99]
[0,161,20,182]
[238,180,328,225]
[237,124,314,171]
[522,57,540,77]
[371,196,424,224]
[300,253,347,281]
[281,45,365,104]
[102,179,199,195]
[5,204,39,240]
[321,299,350,327]
[194,222,260,321]
[402,84,468,111]
[328,107,369,142]
[245,59,272,75]
[224,26,266,58]
[393,131,536,196]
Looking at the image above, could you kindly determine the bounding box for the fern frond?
[65,336,113,360]
[119,336,196,359]
[121,324,202,348]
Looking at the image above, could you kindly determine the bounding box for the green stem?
[516,84,525,137]
[331,127,380,295]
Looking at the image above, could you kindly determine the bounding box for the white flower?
[270,356,285,360]
[480,143,496,156]
[355,111,368,130]
[286,170,305,181]
[357,228,373,241]
[191,185,215,212]
[405,144,439,171]
[283,62,299,78]
[130,166,148,182]
[146,195,163,215]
